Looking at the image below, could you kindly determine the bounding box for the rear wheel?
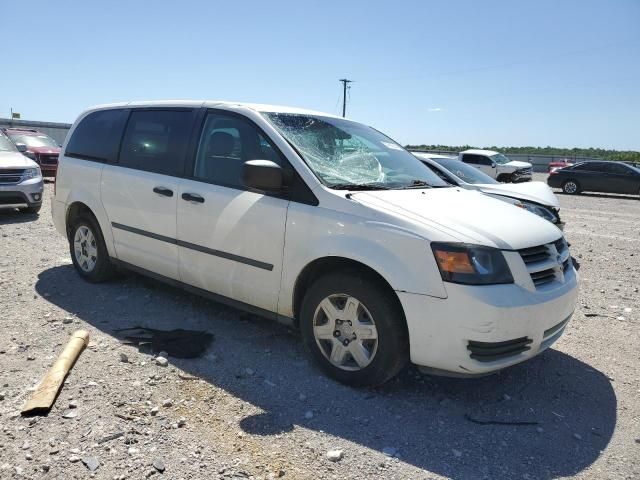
[69,215,114,282]
[562,180,580,195]
[300,272,408,387]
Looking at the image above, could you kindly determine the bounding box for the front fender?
[278,204,447,318]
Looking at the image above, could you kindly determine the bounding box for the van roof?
[82,100,343,119]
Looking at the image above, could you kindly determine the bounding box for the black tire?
[562,180,580,195]
[299,271,408,387]
[19,205,41,214]
[496,173,512,183]
[69,214,115,283]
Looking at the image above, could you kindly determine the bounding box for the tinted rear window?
[66,109,128,162]
[119,110,193,176]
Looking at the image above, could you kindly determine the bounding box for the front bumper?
[0,178,44,207]
[511,169,533,182]
[399,265,578,375]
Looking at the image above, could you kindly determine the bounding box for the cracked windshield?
[264,113,448,190]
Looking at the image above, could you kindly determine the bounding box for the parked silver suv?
[0,131,43,214]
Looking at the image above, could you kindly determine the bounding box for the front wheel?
[562,180,580,195]
[300,272,408,387]
[69,215,114,282]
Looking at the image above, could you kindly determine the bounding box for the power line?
[339,79,353,117]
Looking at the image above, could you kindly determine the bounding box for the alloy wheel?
[73,225,98,272]
[564,181,578,194]
[312,294,379,371]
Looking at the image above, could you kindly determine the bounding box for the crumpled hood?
[353,187,562,250]
[473,181,560,208]
[504,160,532,169]
[0,151,39,169]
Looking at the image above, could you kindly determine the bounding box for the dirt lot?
[1,176,639,480]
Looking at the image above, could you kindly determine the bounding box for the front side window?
[263,113,447,189]
[9,133,58,148]
[489,153,511,165]
[66,109,128,162]
[604,162,633,175]
[119,110,192,175]
[436,158,498,184]
[0,133,17,152]
[193,112,284,188]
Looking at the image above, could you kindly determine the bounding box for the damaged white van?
[52,101,578,386]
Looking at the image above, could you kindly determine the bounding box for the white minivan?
[52,101,578,386]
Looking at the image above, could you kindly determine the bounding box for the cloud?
[428,107,444,112]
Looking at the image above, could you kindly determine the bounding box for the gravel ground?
[0,176,638,479]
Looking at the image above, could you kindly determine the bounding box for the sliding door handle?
[153,186,174,197]
[181,192,205,203]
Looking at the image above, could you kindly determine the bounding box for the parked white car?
[413,153,562,227]
[52,101,578,386]
[458,149,532,182]
[0,131,43,214]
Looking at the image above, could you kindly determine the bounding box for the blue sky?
[2,0,639,150]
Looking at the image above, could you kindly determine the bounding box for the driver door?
[176,110,289,313]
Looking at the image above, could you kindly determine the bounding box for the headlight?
[513,200,558,223]
[23,167,42,179]
[431,243,514,285]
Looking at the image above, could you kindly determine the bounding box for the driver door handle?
[153,186,174,197]
[182,192,205,204]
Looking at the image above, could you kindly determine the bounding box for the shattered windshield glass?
[263,112,448,189]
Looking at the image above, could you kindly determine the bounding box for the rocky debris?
[162,399,173,408]
[81,456,99,472]
[382,447,397,457]
[119,352,129,363]
[61,409,77,419]
[151,406,159,416]
[153,458,166,472]
[326,449,344,462]
[155,356,169,367]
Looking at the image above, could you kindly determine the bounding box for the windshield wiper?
[330,183,393,191]
[397,179,434,189]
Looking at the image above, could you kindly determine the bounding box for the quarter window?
[119,110,193,176]
[65,109,128,162]
[193,112,284,188]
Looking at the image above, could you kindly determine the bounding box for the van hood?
[473,181,560,208]
[0,151,39,169]
[504,160,532,169]
[353,187,562,250]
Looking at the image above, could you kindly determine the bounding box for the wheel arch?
[292,256,406,330]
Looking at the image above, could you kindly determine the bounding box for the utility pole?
[339,78,352,117]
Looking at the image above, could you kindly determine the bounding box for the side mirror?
[242,160,283,192]
[15,143,27,153]
[491,161,497,168]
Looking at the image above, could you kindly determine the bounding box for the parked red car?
[547,158,574,173]
[1,128,61,177]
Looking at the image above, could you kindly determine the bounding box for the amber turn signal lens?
[434,250,475,274]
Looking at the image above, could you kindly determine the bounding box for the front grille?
[516,167,532,175]
[530,268,556,286]
[467,337,532,362]
[0,194,27,205]
[0,169,25,184]
[518,237,571,289]
[38,154,58,165]
[519,245,551,264]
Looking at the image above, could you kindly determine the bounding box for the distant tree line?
[405,145,640,163]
